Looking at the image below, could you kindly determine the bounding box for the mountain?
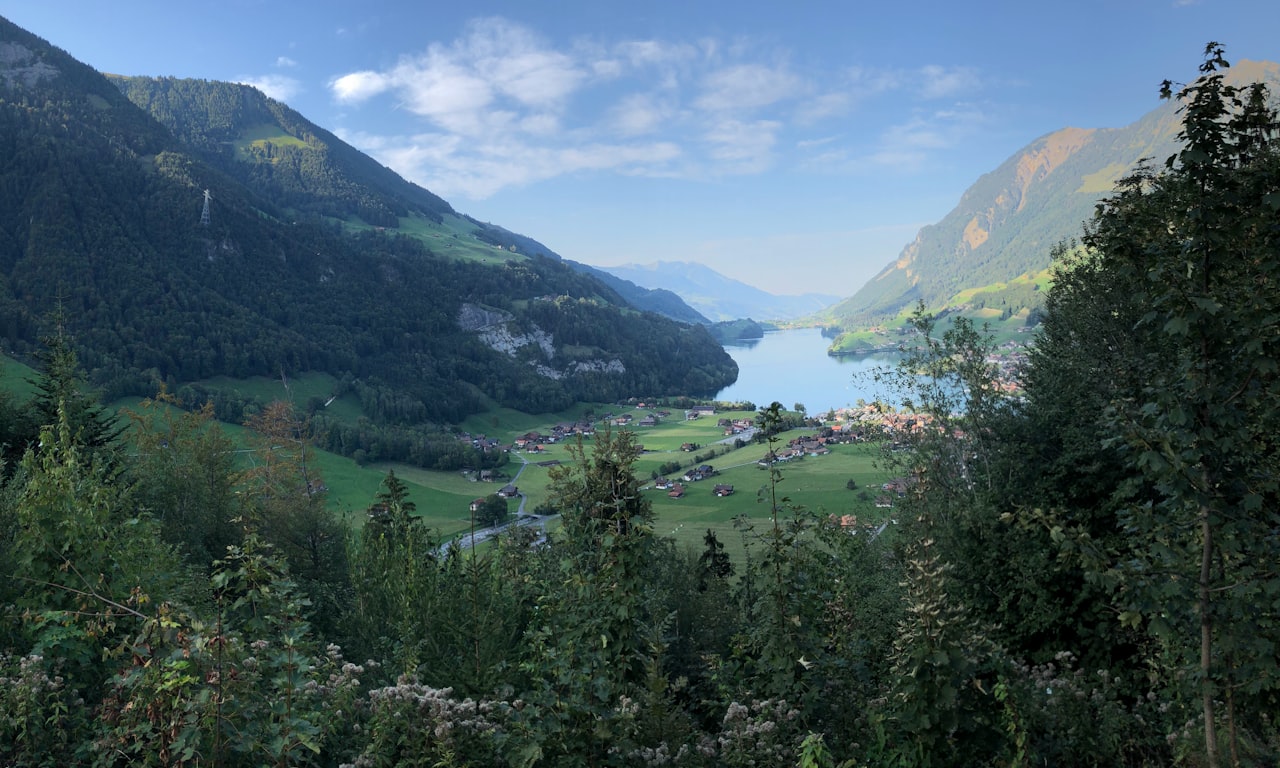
[568,262,710,324]
[599,261,841,322]
[824,60,1280,347]
[109,75,711,326]
[0,16,736,458]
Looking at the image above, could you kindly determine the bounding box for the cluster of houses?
[611,409,671,428]
[757,429,860,467]
[652,469,733,500]
[717,417,754,436]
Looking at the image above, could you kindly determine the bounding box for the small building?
[713,484,735,497]
[668,483,686,499]
[499,484,519,499]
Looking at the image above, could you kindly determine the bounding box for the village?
[447,400,921,534]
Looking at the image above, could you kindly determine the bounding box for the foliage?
[1055,45,1280,766]
[473,493,510,528]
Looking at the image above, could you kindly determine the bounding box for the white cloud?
[703,118,781,173]
[917,65,981,99]
[327,17,995,196]
[330,17,582,138]
[870,104,989,171]
[606,93,672,136]
[339,127,680,199]
[237,74,302,102]
[276,56,298,68]
[696,64,804,112]
[331,70,391,103]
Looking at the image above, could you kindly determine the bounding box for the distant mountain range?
[599,261,840,322]
[0,15,736,452]
[822,59,1280,351]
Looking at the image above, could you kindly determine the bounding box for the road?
[439,453,556,554]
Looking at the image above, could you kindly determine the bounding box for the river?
[713,327,900,415]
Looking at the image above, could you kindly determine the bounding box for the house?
[654,477,674,490]
[498,484,519,499]
[639,415,657,427]
[875,496,894,508]
[667,483,686,499]
[479,469,495,482]
[713,484,735,497]
[469,497,487,513]
[680,443,696,452]
[682,465,716,482]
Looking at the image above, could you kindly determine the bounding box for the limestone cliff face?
[458,302,625,380]
[0,41,60,88]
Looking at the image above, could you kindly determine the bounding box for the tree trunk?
[1200,503,1219,768]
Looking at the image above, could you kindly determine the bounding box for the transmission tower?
[200,189,212,227]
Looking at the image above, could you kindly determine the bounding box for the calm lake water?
[714,327,899,415]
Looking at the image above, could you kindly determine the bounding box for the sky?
[3,1,1278,295]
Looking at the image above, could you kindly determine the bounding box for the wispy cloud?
[869,104,990,171]
[917,65,981,99]
[237,74,302,102]
[328,17,992,198]
[695,63,804,112]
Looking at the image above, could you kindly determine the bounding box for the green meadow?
[6,351,894,556]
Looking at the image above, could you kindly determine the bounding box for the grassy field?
[232,123,310,159]
[5,351,896,556]
[0,353,38,401]
[345,211,528,266]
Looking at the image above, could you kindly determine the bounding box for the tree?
[239,401,350,637]
[473,493,508,528]
[125,392,240,566]
[696,528,732,589]
[29,318,122,457]
[366,468,418,534]
[1032,46,1280,766]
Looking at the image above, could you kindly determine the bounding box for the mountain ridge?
[600,260,840,322]
[824,59,1280,348]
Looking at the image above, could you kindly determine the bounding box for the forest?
[1,47,1277,768]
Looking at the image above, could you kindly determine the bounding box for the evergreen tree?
[30,318,122,456]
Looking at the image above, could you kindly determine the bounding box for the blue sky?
[3,1,1278,294]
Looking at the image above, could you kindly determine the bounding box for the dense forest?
[1,48,1277,766]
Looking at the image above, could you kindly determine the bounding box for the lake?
[714,327,900,415]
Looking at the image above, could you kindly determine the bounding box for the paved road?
[439,454,556,554]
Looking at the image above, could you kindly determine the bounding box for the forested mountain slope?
[825,60,1280,334]
[111,74,709,324]
[0,17,735,433]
